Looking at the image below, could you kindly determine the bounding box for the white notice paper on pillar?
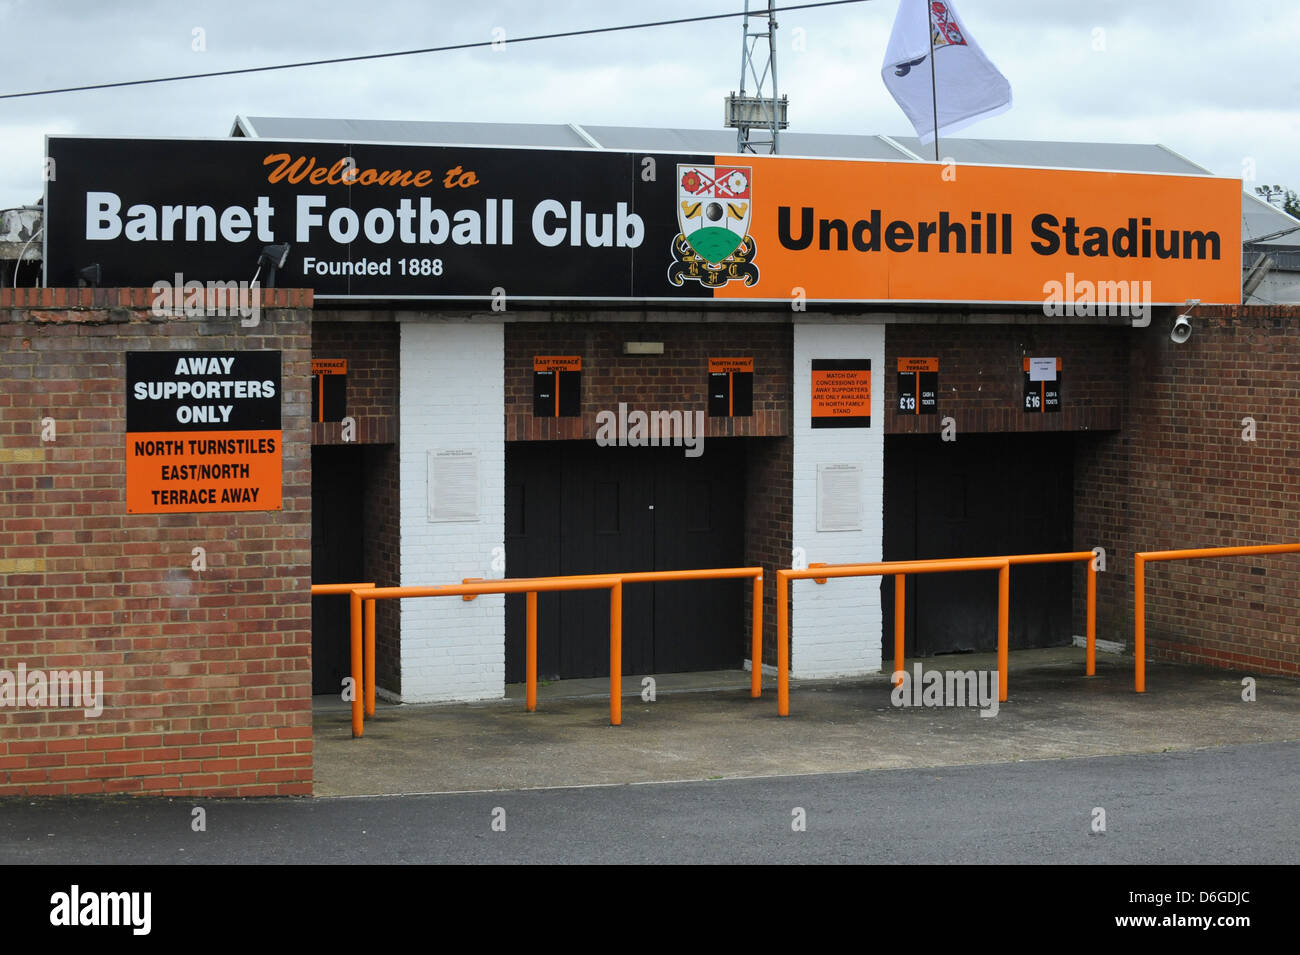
[428,449,480,522]
[817,464,863,532]
[1028,357,1057,382]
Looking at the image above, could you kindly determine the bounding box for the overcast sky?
[2,0,1297,211]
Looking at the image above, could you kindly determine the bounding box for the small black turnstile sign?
[533,356,581,417]
[897,357,938,415]
[1023,357,1062,413]
[311,358,347,422]
[708,358,754,417]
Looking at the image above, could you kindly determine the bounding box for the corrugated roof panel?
[1242,193,1300,248]
[579,125,737,153]
[775,132,916,160]
[891,136,1210,175]
[239,117,591,148]
[581,125,912,160]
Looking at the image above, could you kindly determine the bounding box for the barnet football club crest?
[668,164,760,289]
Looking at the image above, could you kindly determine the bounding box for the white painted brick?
[791,321,885,678]
[398,322,506,703]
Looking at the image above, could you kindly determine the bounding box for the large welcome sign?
[44,135,1241,305]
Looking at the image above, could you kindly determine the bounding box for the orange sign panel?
[712,156,1241,305]
[533,355,582,371]
[811,360,872,428]
[709,357,754,373]
[897,357,939,372]
[126,431,282,513]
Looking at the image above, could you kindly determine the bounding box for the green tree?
[1285,189,1300,220]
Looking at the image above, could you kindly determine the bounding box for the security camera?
[1170,299,1199,344]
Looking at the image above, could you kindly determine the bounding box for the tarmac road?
[2,740,1296,865]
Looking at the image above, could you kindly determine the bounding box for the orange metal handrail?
[776,558,1012,716]
[817,551,1099,682]
[310,582,375,740]
[461,567,765,710]
[310,582,376,596]
[349,577,624,737]
[1134,542,1300,692]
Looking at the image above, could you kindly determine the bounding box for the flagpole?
[927,1,939,161]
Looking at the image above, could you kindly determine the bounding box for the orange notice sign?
[708,357,754,373]
[312,358,347,375]
[126,430,282,513]
[811,359,871,428]
[897,357,939,372]
[534,355,582,371]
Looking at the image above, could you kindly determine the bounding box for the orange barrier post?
[610,581,623,726]
[777,557,1011,716]
[893,574,906,686]
[1135,554,1145,692]
[348,590,364,738]
[777,572,790,716]
[751,575,763,699]
[364,599,376,717]
[1086,561,1097,677]
[311,583,374,738]
[1133,542,1300,693]
[997,564,1009,701]
[525,591,538,713]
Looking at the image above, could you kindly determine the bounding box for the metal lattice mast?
[727,0,787,154]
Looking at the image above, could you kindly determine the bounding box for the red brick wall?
[504,321,791,440]
[0,287,314,796]
[885,324,1129,433]
[363,444,401,693]
[310,320,397,445]
[744,436,793,666]
[1076,306,1300,676]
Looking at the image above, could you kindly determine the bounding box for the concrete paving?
[313,647,1300,797]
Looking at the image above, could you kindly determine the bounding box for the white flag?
[881,0,1012,144]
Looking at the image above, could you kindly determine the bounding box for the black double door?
[505,440,746,681]
[882,433,1076,656]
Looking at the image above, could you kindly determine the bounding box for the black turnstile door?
[310,445,364,694]
[556,444,656,678]
[882,433,1075,657]
[505,440,745,681]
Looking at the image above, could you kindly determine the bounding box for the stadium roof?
[231,117,1300,253]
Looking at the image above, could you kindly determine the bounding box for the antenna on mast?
[725,0,788,154]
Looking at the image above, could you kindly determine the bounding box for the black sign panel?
[311,359,347,422]
[532,356,581,417]
[1023,357,1062,413]
[127,351,281,431]
[896,358,939,415]
[44,137,709,303]
[707,358,753,417]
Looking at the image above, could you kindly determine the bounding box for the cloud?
[1,0,1297,209]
